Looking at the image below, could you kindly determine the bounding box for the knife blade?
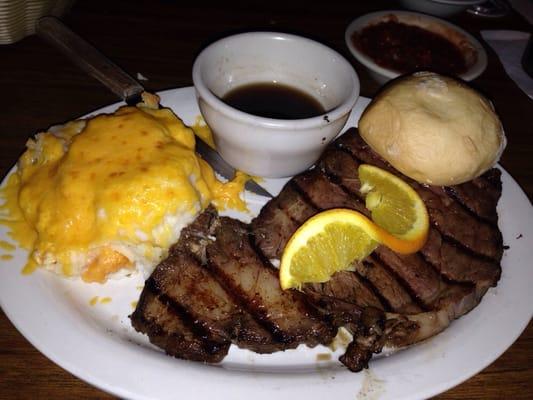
[194,139,273,198]
[36,16,273,198]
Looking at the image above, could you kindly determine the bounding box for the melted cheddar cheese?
[0,98,248,282]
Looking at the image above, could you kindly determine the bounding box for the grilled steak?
[252,128,503,370]
[131,207,284,355]
[131,207,335,361]
[131,287,230,363]
[132,127,503,372]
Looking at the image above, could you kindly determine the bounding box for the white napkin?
[481,30,533,99]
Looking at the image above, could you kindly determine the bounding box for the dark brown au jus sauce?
[222,82,325,119]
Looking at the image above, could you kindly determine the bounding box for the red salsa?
[352,20,468,75]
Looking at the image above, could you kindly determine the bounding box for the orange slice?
[358,164,429,254]
[279,165,429,290]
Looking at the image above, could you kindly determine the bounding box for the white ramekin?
[192,32,360,178]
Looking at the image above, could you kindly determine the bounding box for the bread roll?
[359,72,506,186]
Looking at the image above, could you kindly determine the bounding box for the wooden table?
[1,1,531,398]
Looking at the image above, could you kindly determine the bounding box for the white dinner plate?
[1,87,532,400]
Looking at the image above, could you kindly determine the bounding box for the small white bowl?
[192,32,360,178]
[345,10,487,84]
[399,0,485,17]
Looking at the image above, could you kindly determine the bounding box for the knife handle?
[36,16,144,103]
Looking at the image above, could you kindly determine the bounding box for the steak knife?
[36,16,273,198]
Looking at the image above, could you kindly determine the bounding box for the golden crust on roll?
[359,72,506,186]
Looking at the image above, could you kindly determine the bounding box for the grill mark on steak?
[419,229,501,286]
[445,169,501,226]
[356,259,423,314]
[416,188,503,261]
[353,268,393,311]
[146,252,236,344]
[304,270,385,311]
[371,250,441,310]
[430,230,502,264]
[252,183,316,260]
[291,170,369,221]
[231,312,289,354]
[130,286,230,363]
[336,130,503,261]
[443,185,497,226]
[319,147,363,194]
[302,290,363,328]
[206,217,335,346]
[293,169,363,210]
